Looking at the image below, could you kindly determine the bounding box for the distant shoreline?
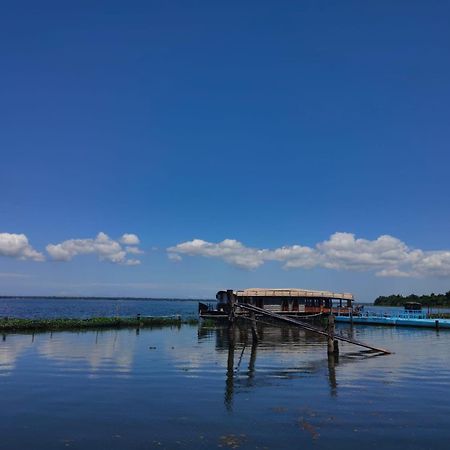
[0,296,212,301]
[375,291,450,307]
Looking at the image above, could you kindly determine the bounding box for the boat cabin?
[213,288,354,316]
[404,302,422,311]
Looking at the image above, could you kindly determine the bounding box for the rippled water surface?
[1,321,449,449]
[0,297,199,319]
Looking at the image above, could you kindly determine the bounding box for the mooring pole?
[227,290,236,346]
[250,311,259,343]
[327,314,335,354]
[225,339,235,411]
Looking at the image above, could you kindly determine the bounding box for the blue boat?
[335,302,450,329]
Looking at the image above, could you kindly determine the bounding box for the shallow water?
[1,322,449,449]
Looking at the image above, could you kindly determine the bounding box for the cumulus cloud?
[168,253,182,262]
[317,232,420,271]
[167,239,316,270]
[413,251,450,277]
[167,232,450,278]
[120,234,140,245]
[376,268,412,278]
[0,233,44,261]
[46,232,142,265]
[168,239,269,269]
[125,246,144,255]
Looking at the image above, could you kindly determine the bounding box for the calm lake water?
[0,297,447,320]
[1,317,450,449]
[0,297,200,319]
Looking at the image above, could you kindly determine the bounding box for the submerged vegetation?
[0,316,198,332]
[374,291,450,307]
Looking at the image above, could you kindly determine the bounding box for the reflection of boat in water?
[198,322,380,410]
[199,288,354,319]
[336,302,450,329]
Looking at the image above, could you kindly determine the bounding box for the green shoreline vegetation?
[0,316,198,332]
[374,291,450,307]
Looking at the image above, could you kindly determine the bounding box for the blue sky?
[1,1,450,301]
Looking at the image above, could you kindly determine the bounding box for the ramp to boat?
[236,303,391,355]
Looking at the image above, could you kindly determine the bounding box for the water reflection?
[1,323,450,449]
[37,329,138,375]
[0,334,33,375]
[327,352,338,396]
[207,322,351,410]
[0,329,139,376]
[201,319,399,412]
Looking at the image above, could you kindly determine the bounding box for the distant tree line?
[374,291,450,307]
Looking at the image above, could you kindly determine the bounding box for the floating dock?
[335,314,450,329]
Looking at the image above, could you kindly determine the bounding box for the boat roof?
[232,288,354,300]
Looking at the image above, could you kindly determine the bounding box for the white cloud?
[168,253,182,262]
[46,232,142,266]
[271,245,319,269]
[167,238,317,270]
[317,232,417,271]
[167,232,450,278]
[168,238,269,269]
[123,258,141,266]
[120,234,140,245]
[375,268,412,278]
[125,246,144,255]
[413,251,450,277]
[0,233,44,261]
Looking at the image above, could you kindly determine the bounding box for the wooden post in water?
[225,338,235,411]
[435,320,440,331]
[250,311,259,343]
[327,314,335,354]
[225,291,237,411]
[227,290,236,346]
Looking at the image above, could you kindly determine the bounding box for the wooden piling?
[227,290,236,346]
[327,314,335,354]
[250,311,259,343]
[435,320,440,331]
[225,338,235,411]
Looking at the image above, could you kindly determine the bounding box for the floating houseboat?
[199,288,354,319]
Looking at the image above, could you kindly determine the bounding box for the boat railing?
[356,311,428,320]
